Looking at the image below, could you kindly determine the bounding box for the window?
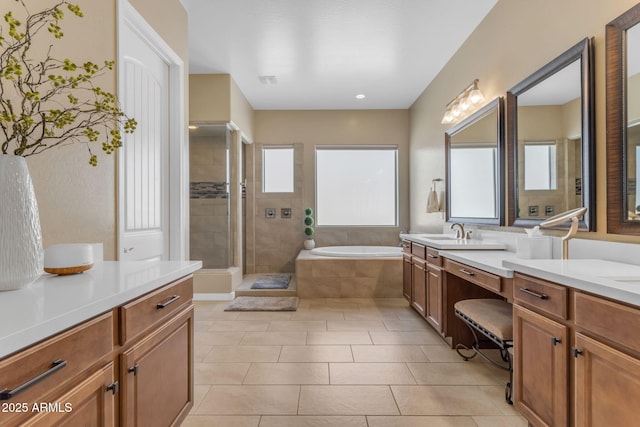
[524,142,557,190]
[263,146,294,192]
[316,146,397,226]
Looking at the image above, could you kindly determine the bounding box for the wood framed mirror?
[445,97,504,226]
[506,38,595,230]
[607,4,640,235]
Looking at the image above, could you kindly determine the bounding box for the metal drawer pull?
[551,336,561,346]
[427,254,438,259]
[157,295,180,309]
[460,269,475,276]
[0,359,67,400]
[519,288,549,300]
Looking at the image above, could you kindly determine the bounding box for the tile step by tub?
[235,274,298,297]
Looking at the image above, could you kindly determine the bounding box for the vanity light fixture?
[188,125,198,130]
[539,206,587,259]
[426,178,444,213]
[441,79,486,125]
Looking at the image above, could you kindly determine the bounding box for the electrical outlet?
[281,208,292,218]
[265,208,276,218]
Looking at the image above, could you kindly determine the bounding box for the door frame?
[117,0,187,260]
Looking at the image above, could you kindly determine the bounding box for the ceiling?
[180,0,497,110]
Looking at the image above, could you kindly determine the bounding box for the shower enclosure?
[189,124,233,268]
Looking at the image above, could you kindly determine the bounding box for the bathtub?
[296,246,403,298]
[310,245,403,258]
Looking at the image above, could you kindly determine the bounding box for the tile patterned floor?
[184,298,527,427]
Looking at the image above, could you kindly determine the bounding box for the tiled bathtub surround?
[295,250,402,298]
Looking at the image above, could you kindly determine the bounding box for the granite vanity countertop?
[400,233,506,250]
[439,250,518,278]
[503,258,640,308]
[0,260,202,359]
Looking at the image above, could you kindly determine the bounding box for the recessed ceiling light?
[355,94,366,99]
[188,125,198,130]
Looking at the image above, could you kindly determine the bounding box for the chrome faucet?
[450,223,465,239]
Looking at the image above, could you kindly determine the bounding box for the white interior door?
[119,16,170,261]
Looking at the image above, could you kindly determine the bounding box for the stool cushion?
[455,299,513,341]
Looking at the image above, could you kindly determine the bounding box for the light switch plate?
[265,208,276,218]
[281,208,292,218]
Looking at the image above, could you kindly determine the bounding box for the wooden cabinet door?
[23,362,116,427]
[425,264,443,334]
[513,304,568,427]
[402,254,412,302]
[411,259,426,317]
[121,307,194,427]
[574,333,640,427]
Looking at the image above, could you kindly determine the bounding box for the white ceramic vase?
[303,238,316,250]
[0,155,43,291]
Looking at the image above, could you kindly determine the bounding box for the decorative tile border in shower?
[190,181,228,199]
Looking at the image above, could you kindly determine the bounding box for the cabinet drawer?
[402,240,412,254]
[574,292,640,354]
[513,273,568,320]
[425,248,442,267]
[119,275,193,346]
[411,243,426,259]
[444,258,501,293]
[0,312,113,406]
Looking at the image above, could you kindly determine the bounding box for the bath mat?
[250,274,291,289]
[224,296,299,311]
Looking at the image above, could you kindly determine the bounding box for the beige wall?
[6,0,188,259]
[249,110,409,272]
[409,0,640,243]
[189,74,255,142]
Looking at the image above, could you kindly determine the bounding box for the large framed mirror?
[607,4,640,235]
[506,38,595,230]
[445,97,504,226]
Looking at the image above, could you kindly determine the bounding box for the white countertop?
[0,260,202,359]
[503,259,640,308]
[439,250,517,278]
[400,233,506,250]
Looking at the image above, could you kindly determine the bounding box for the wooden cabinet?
[574,333,640,426]
[402,253,412,302]
[425,263,443,334]
[23,362,116,427]
[119,276,194,426]
[513,272,640,427]
[0,312,114,427]
[411,258,426,317]
[0,275,194,427]
[513,304,568,427]
[121,307,193,427]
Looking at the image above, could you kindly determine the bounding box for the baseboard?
[194,292,235,301]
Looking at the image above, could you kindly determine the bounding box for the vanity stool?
[454,298,513,403]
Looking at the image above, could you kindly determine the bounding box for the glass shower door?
[189,124,231,268]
